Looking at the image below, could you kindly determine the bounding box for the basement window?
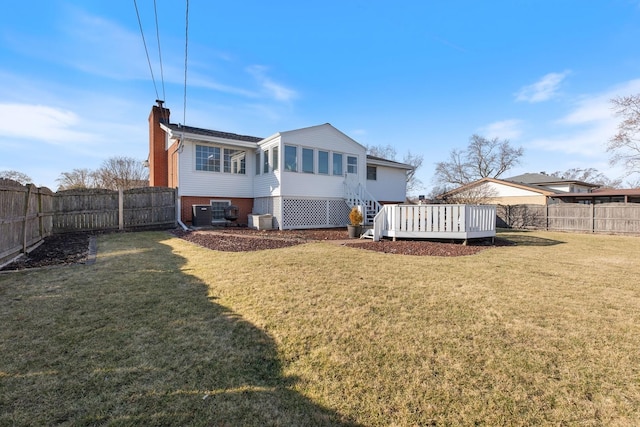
[211,200,231,222]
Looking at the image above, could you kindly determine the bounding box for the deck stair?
[360,228,375,239]
[344,182,381,226]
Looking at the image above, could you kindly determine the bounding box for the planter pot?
[347,225,362,239]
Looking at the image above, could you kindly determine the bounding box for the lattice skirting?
[253,197,350,229]
[282,198,350,229]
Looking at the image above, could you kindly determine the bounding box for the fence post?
[591,203,595,233]
[119,188,124,230]
[546,204,549,231]
[22,184,33,253]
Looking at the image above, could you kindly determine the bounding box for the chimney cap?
[156,99,165,107]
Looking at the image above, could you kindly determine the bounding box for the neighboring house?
[437,172,640,205]
[505,173,599,194]
[437,177,557,205]
[550,188,640,204]
[147,102,413,229]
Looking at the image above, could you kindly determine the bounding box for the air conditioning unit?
[192,205,212,227]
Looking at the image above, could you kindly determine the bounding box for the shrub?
[349,206,363,226]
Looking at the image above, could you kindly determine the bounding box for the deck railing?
[372,204,496,241]
[344,182,381,225]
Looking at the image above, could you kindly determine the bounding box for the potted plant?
[347,206,363,238]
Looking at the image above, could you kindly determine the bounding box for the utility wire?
[133,0,159,100]
[182,0,190,126]
[153,0,166,103]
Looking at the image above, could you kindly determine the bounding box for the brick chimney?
[148,100,170,187]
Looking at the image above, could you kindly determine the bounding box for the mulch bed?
[1,233,92,271]
[1,227,513,271]
[171,227,512,256]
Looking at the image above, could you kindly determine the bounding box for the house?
[436,172,600,205]
[147,101,413,229]
[505,173,599,194]
[437,177,558,205]
[437,172,640,205]
[550,188,640,204]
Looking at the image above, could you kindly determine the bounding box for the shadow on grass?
[497,229,566,247]
[0,231,361,426]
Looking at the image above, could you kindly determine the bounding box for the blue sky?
[1,1,640,193]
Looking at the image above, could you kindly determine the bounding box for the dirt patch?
[1,233,92,271]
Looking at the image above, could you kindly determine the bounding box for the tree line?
[0,156,148,191]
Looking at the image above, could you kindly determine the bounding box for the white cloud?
[247,65,298,102]
[0,103,95,144]
[528,79,640,158]
[515,71,571,103]
[478,119,523,140]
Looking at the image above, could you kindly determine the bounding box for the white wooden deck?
[371,204,496,242]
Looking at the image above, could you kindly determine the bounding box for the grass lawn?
[1,230,640,426]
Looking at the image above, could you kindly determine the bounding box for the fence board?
[0,184,54,267]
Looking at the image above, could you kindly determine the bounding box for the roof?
[505,172,598,188]
[366,155,414,170]
[165,123,263,143]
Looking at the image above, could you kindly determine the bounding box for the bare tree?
[366,144,424,194]
[551,167,622,188]
[366,144,397,161]
[403,151,424,194]
[93,156,149,190]
[56,168,97,190]
[0,170,32,185]
[434,135,524,187]
[609,94,640,179]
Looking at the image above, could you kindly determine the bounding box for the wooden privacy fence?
[497,203,640,235]
[1,186,176,267]
[53,187,176,232]
[0,184,54,267]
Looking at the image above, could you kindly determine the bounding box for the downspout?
[170,125,187,229]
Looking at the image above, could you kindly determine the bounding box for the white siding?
[254,138,282,198]
[178,140,254,197]
[488,181,544,197]
[271,124,367,198]
[365,165,407,202]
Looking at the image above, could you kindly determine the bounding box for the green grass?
[1,230,640,426]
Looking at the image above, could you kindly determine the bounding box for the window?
[211,200,230,222]
[272,146,279,171]
[302,148,314,173]
[318,150,329,174]
[196,145,220,172]
[347,156,358,174]
[367,165,377,180]
[333,153,343,176]
[229,150,246,174]
[255,152,261,175]
[285,145,297,172]
[224,149,246,174]
[264,149,270,173]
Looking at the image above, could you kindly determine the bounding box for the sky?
[1,1,640,194]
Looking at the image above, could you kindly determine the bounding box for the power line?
[183,0,189,126]
[153,0,166,103]
[133,0,159,101]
